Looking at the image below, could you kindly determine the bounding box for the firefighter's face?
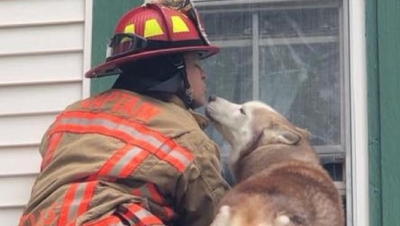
[184,52,207,109]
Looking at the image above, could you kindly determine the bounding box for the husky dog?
[206,96,344,226]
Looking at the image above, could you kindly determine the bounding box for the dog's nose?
[208,95,217,102]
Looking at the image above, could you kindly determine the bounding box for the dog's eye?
[240,108,246,115]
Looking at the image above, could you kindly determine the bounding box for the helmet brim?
[85,45,219,78]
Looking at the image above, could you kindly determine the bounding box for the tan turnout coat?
[19,89,229,226]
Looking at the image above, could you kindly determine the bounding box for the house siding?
[0,0,91,225]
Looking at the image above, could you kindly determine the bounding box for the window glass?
[197,0,349,203]
[203,47,253,104]
[260,43,341,145]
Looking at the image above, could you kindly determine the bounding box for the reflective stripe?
[41,133,63,170]
[67,183,85,221]
[82,214,125,226]
[131,183,175,220]
[171,16,190,33]
[110,146,141,176]
[124,24,135,34]
[19,213,37,226]
[144,19,164,38]
[58,182,97,225]
[165,149,192,172]
[97,145,150,178]
[51,111,194,173]
[58,117,172,155]
[119,203,164,225]
[132,184,163,205]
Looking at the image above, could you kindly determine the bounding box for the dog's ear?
[274,128,301,145]
[260,126,302,145]
[295,127,311,139]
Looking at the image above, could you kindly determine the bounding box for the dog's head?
[206,96,312,163]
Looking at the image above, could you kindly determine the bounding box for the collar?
[114,90,209,130]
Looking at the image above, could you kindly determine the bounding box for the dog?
[205,95,344,226]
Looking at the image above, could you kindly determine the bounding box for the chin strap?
[171,55,194,109]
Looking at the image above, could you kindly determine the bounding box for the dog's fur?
[206,96,344,226]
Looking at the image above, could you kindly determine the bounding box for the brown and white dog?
[206,96,344,226]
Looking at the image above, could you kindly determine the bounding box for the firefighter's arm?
[174,137,230,226]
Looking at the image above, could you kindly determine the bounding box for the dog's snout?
[208,94,217,102]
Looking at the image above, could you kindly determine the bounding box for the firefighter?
[19,2,229,226]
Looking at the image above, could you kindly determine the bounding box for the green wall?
[90,0,142,95]
[367,0,400,225]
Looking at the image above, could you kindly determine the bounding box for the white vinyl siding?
[0,0,91,225]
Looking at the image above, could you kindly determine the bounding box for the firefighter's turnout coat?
[19,89,229,226]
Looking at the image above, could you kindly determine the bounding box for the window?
[196,0,351,224]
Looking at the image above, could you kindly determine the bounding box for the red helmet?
[85,3,218,78]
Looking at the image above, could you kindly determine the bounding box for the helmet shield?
[107,33,148,61]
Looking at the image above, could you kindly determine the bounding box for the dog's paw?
[210,206,231,226]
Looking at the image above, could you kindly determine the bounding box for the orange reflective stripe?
[41,133,63,170]
[145,183,164,204]
[82,214,124,226]
[58,181,97,225]
[50,111,194,173]
[119,147,149,177]
[80,91,159,121]
[97,144,150,178]
[134,102,161,122]
[19,213,36,226]
[145,183,175,219]
[96,144,132,177]
[164,146,194,172]
[119,203,164,225]
[131,183,175,220]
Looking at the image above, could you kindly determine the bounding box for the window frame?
[348,0,369,225]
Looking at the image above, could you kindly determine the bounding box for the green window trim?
[367,0,400,225]
[90,0,142,95]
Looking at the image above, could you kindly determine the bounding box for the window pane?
[259,8,339,38]
[260,43,341,145]
[198,2,348,192]
[202,11,253,40]
[204,47,253,104]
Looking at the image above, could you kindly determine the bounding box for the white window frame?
[349,0,368,225]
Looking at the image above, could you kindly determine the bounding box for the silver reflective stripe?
[59,117,171,154]
[135,208,153,219]
[159,142,174,154]
[109,147,142,176]
[59,116,192,171]
[169,150,191,168]
[67,183,86,222]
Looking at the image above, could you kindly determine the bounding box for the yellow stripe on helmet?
[144,19,164,38]
[171,16,189,33]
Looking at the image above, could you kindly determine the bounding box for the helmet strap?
[171,55,194,109]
